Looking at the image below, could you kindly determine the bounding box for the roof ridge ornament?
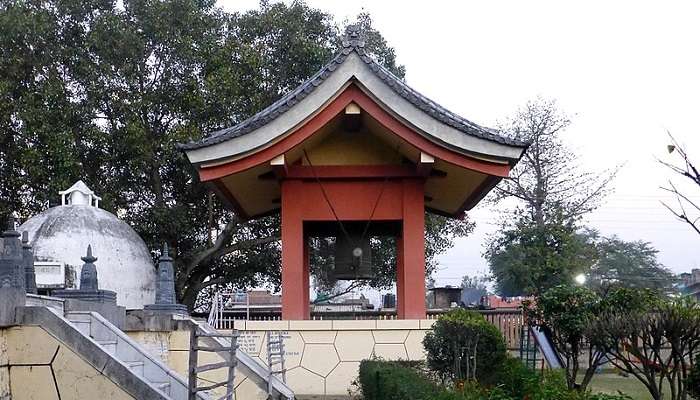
[342,24,365,49]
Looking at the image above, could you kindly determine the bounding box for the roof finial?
[82,244,98,264]
[161,242,172,261]
[342,24,365,49]
[59,180,102,207]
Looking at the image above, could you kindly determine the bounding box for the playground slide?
[530,326,563,369]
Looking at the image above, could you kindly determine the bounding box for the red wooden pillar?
[281,180,309,320]
[396,236,405,317]
[397,179,426,319]
[303,234,311,318]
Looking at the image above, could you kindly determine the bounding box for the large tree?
[588,235,677,294]
[1,0,472,308]
[486,213,597,296]
[491,98,616,227]
[485,99,616,296]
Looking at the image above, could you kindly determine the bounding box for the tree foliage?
[460,275,489,291]
[1,0,473,308]
[589,235,677,294]
[592,290,700,400]
[493,98,616,226]
[525,285,606,391]
[687,355,700,400]
[486,214,597,296]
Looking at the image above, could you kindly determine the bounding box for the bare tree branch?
[659,132,700,237]
[492,97,616,226]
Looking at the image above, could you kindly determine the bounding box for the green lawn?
[590,373,672,400]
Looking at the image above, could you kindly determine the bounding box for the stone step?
[97,340,117,355]
[153,381,171,396]
[125,360,145,376]
[65,311,210,400]
[68,319,91,336]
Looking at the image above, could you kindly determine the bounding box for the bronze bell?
[331,234,373,280]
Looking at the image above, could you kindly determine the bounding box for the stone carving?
[341,24,365,49]
[0,217,24,290]
[0,216,26,326]
[155,243,175,304]
[144,243,188,315]
[53,245,116,304]
[22,231,38,294]
[79,245,99,291]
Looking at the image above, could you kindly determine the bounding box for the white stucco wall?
[19,205,156,309]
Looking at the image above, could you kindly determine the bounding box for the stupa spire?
[144,242,188,315]
[79,245,99,291]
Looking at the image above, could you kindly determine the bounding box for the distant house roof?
[487,295,528,309]
[179,25,526,156]
[245,290,281,305]
[428,286,463,292]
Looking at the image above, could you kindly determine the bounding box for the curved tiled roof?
[179,26,526,151]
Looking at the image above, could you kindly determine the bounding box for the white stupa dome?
[18,180,156,309]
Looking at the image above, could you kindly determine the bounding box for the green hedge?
[358,359,633,400]
[359,360,442,400]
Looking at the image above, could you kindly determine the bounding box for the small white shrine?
[18,181,156,309]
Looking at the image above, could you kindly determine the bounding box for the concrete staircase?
[65,310,207,400]
[19,301,295,399]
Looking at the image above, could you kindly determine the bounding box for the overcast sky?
[220,1,700,287]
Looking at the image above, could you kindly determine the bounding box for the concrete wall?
[125,319,433,399]
[0,325,135,400]
[126,330,271,399]
[234,319,433,398]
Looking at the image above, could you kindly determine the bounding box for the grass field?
[590,373,672,399]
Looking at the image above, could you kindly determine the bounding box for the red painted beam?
[286,165,423,179]
[286,179,407,221]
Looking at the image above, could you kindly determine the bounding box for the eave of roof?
[178,26,527,152]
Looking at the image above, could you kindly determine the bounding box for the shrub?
[490,357,541,398]
[423,308,507,384]
[358,358,633,400]
[687,355,700,399]
[358,359,441,400]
